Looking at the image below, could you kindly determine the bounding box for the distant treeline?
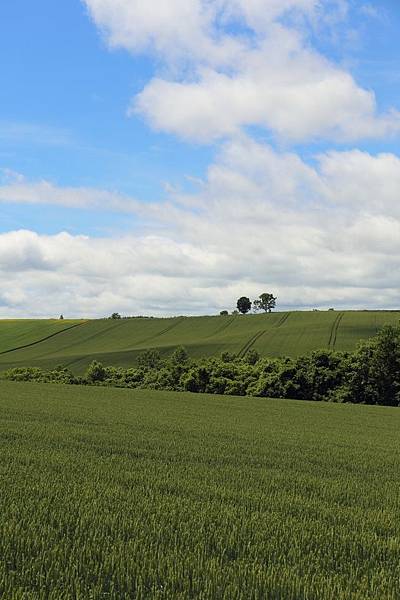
[2,325,400,407]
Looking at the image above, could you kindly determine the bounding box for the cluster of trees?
[3,325,400,407]
[109,293,277,321]
[220,293,277,316]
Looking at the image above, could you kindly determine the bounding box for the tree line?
[3,325,400,407]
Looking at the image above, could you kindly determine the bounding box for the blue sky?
[0,1,400,316]
[1,0,213,231]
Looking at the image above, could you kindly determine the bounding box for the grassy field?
[0,382,399,599]
[0,319,85,354]
[0,311,399,372]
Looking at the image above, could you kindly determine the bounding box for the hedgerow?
[2,325,400,406]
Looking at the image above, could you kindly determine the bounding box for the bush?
[3,326,400,407]
[244,349,260,365]
[137,349,162,370]
[86,361,106,383]
[170,346,189,366]
[1,367,45,382]
[182,366,210,393]
[220,351,236,363]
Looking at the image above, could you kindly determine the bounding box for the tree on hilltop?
[237,297,252,314]
[253,293,277,313]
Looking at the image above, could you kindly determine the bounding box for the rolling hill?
[0,311,399,373]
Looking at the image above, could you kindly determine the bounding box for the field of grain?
[0,319,85,354]
[0,311,399,372]
[0,382,399,599]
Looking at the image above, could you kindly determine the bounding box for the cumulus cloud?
[2,137,400,317]
[84,0,400,142]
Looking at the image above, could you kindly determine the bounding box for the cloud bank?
[1,1,399,316]
[2,137,400,317]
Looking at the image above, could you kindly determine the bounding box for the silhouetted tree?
[253,293,277,313]
[236,297,252,314]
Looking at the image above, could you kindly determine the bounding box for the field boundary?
[0,321,89,357]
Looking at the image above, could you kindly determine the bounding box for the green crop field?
[0,319,85,354]
[0,382,399,599]
[0,311,400,372]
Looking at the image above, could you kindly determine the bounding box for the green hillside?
[0,319,85,354]
[0,311,399,372]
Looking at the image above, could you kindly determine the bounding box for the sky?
[0,0,400,317]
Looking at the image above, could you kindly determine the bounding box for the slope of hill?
[0,319,85,354]
[0,311,399,372]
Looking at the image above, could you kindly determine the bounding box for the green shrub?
[137,349,162,370]
[3,326,400,407]
[86,361,106,383]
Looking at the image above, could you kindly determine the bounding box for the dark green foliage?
[1,366,46,382]
[182,365,210,393]
[170,345,189,365]
[49,365,79,384]
[244,348,260,365]
[86,360,107,383]
[236,296,252,314]
[331,325,400,406]
[220,350,237,363]
[1,365,78,384]
[137,349,162,369]
[110,312,121,319]
[2,326,400,407]
[219,310,229,315]
[253,292,277,312]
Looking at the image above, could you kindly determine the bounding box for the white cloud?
[318,149,400,215]
[84,0,400,142]
[2,137,400,316]
[0,178,141,213]
[134,58,399,142]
